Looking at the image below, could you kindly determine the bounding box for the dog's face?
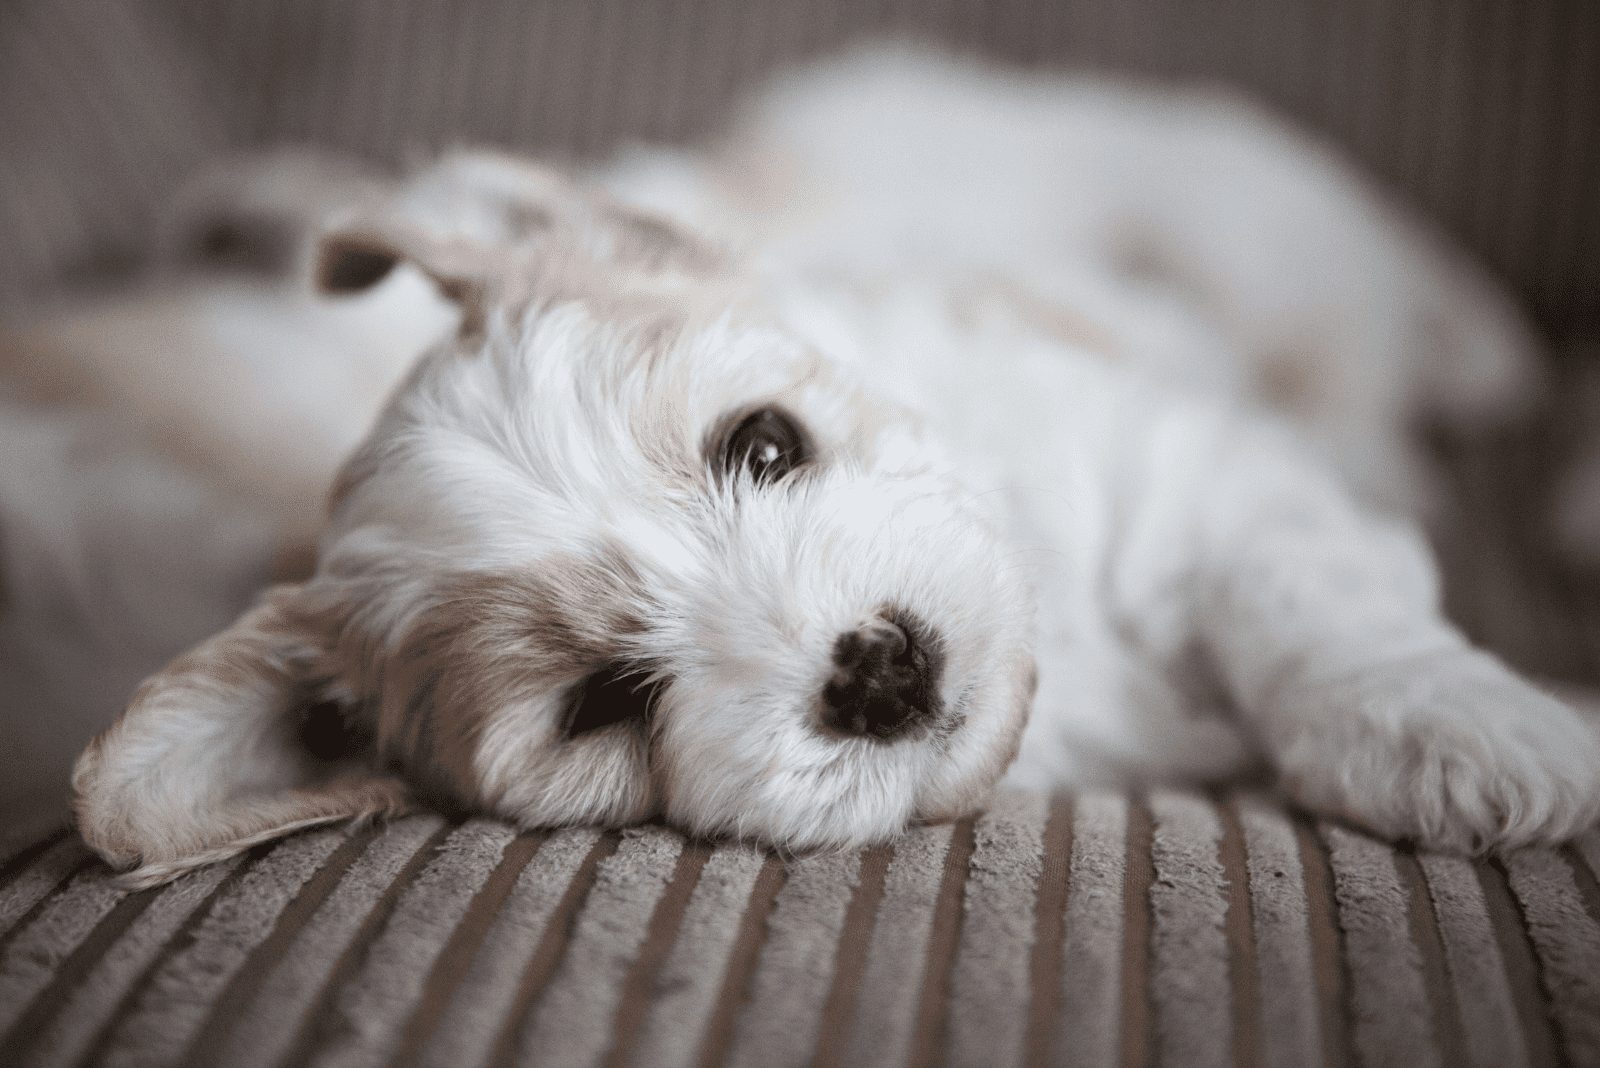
[72,154,1036,882]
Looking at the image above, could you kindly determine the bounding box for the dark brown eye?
[719,407,811,485]
[563,661,661,738]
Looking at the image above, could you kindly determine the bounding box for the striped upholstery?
[3,791,1598,1068]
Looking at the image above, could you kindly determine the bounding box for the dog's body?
[25,50,1600,884]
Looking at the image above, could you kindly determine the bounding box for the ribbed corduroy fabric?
[3,793,1598,1068]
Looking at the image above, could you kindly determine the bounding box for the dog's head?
[72,153,1036,884]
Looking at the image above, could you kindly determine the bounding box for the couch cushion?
[1,789,1596,1067]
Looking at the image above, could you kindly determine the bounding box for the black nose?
[821,617,936,739]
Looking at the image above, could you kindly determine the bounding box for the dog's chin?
[658,740,934,853]
[652,660,1033,852]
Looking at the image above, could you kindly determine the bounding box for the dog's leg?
[1193,429,1600,851]
[72,585,409,887]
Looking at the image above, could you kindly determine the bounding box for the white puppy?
[63,51,1600,886]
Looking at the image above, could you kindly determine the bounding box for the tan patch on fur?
[314,553,656,825]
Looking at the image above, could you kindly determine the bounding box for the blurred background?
[0,0,1598,811]
[3,1,1596,330]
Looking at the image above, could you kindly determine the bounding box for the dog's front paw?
[1271,650,1600,852]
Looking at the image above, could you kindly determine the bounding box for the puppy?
[66,53,1600,886]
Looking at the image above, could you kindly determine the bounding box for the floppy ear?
[72,584,409,888]
[316,221,486,334]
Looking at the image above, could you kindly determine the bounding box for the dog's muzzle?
[820,614,940,740]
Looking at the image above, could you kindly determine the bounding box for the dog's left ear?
[316,222,486,332]
[72,584,408,888]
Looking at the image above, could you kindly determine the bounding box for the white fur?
[42,49,1600,884]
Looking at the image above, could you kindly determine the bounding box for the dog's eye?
[564,662,660,738]
[719,408,811,485]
